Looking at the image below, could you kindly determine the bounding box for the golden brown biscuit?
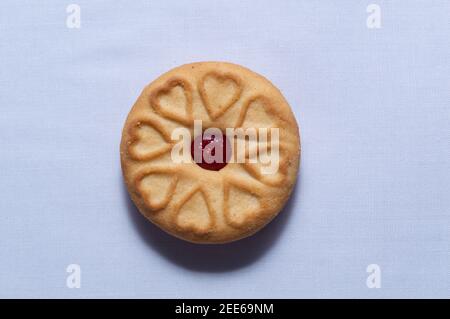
[121,62,300,243]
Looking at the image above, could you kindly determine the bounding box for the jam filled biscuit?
[121,62,300,243]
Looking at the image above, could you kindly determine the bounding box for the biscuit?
[121,62,300,243]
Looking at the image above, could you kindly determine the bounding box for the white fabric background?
[0,0,449,298]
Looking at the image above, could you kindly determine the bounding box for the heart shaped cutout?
[173,187,215,234]
[150,78,193,125]
[236,96,275,128]
[223,179,262,229]
[199,72,242,119]
[127,119,172,161]
[135,168,178,211]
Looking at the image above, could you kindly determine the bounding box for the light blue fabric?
[0,0,449,298]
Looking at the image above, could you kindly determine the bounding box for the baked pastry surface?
[121,62,300,243]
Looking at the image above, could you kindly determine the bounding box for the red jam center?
[191,131,231,171]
